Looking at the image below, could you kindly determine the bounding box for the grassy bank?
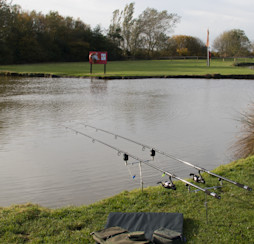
[0,58,254,78]
[0,156,253,243]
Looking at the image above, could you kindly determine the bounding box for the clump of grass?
[233,104,254,159]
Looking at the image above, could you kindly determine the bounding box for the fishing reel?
[157,176,176,190]
[123,153,129,162]
[190,171,205,184]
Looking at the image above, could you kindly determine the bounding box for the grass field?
[0,58,254,77]
[0,156,253,243]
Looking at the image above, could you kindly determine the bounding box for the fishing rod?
[63,125,221,199]
[81,123,252,192]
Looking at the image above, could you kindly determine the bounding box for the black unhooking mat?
[105,212,183,241]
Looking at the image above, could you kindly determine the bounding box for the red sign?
[89,51,107,64]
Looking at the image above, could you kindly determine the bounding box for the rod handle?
[236,183,252,191]
[205,190,221,200]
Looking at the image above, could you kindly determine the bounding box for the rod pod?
[81,124,252,192]
[63,125,221,199]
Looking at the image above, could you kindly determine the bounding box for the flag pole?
[207,47,210,67]
[206,29,210,67]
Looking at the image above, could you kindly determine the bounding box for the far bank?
[1,59,254,79]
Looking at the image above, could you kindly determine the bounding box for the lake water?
[0,77,253,208]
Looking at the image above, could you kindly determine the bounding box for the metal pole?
[90,63,92,74]
[206,29,210,67]
[205,193,208,224]
[207,47,210,67]
[139,162,143,192]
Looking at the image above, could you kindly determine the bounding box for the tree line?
[0,0,121,64]
[107,3,207,58]
[0,0,253,65]
[109,3,253,59]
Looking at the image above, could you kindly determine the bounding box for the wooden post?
[104,64,106,74]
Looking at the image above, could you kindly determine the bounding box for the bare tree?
[136,8,180,56]
[121,2,135,55]
[108,3,180,58]
[108,9,122,47]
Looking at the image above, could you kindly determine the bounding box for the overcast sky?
[12,0,254,46]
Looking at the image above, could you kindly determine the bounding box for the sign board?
[89,51,107,64]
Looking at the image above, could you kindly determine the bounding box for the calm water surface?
[0,77,253,207]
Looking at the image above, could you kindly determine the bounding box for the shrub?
[233,104,254,159]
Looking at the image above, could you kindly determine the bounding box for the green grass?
[0,156,253,243]
[0,58,254,77]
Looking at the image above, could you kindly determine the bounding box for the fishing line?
[125,162,136,179]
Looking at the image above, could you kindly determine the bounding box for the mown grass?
[0,156,253,243]
[0,58,254,77]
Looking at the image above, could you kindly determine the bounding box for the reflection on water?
[0,77,254,207]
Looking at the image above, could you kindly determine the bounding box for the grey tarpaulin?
[105,212,183,241]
